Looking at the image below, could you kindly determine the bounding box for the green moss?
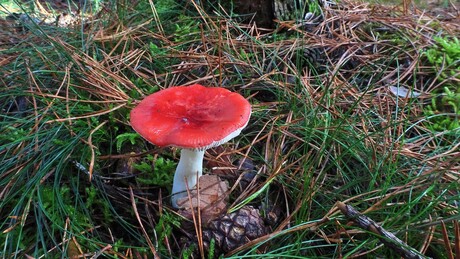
[422,36,460,132]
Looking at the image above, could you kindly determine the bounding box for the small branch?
[129,187,160,259]
[337,201,429,259]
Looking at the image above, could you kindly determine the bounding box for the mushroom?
[130,84,251,208]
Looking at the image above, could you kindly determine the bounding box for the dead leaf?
[389,85,422,98]
[177,175,229,224]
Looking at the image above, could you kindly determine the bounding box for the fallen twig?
[337,201,429,259]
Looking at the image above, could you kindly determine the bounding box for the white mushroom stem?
[171,149,204,208]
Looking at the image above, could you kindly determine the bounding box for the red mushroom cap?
[130,84,251,149]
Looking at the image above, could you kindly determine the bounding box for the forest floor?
[1,0,459,258]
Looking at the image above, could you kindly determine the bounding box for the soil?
[418,0,460,21]
[2,0,459,20]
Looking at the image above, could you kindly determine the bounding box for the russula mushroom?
[130,84,251,208]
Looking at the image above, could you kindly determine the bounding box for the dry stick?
[129,187,160,259]
[440,220,455,259]
[337,201,428,259]
[454,220,460,259]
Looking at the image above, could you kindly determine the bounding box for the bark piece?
[233,0,275,28]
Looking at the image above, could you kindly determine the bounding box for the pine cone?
[202,205,268,254]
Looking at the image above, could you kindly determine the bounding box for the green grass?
[1,0,459,258]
